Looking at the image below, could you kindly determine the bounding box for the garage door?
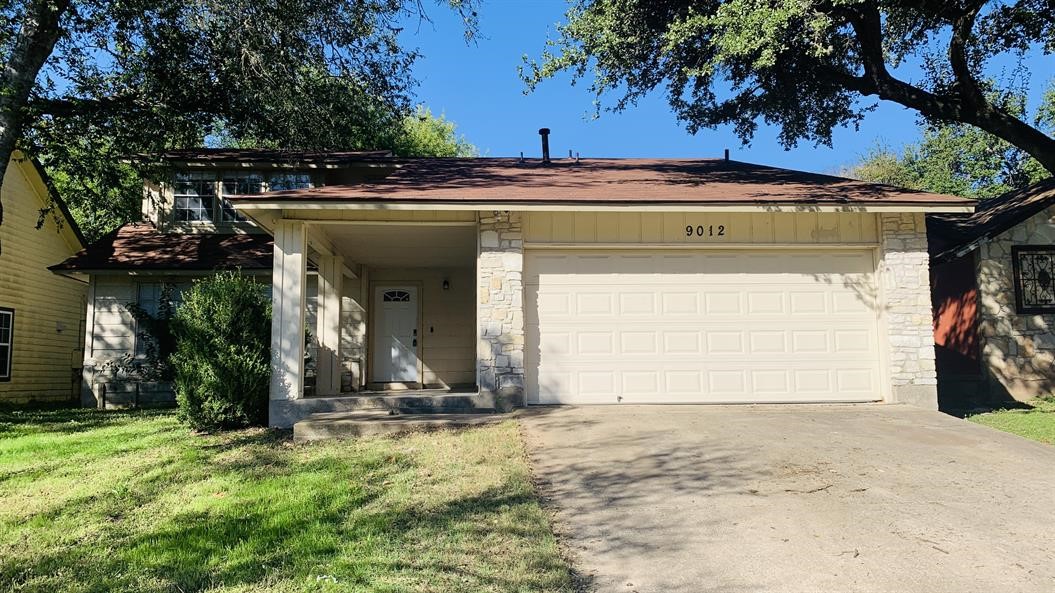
[525,250,883,404]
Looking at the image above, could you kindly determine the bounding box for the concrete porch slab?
[271,389,499,428]
[293,410,509,443]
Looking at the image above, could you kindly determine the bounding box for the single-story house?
[0,151,88,404]
[929,178,1055,409]
[53,144,974,427]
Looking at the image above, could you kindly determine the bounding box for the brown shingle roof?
[49,223,273,273]
[228,157,973,207]
[928,177,1055,261]
[154,148,393,166]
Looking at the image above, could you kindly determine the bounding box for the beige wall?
[523,211,879,245]
[977,205,1055,401]
[0,156,87,404]
[370,266,475,387]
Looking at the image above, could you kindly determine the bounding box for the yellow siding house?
[0,151,87,404]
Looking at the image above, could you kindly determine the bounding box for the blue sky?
[401,1,1053,174]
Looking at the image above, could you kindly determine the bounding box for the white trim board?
[232,201,972,214]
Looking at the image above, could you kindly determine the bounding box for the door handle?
[413,339,418,347]
[413,328,417,336]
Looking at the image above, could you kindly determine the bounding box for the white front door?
[373,286,419,383]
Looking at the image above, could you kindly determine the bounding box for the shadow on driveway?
[520,404,1055,593]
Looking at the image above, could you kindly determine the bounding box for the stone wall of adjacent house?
[880,212,939,407]
[477,211,525,409]
[976,205,1055,401]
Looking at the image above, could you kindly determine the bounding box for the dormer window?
[173,171,216,222]
[171,170,309,224]
[220,173,263,222]
[268,173,314,192]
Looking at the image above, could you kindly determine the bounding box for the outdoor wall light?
[442,279,451,290]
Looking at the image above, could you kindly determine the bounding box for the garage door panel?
[525,249,883,404]
[531,325,879,360]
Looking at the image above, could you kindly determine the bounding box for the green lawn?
[968,399,1055,445]
[0,408,573,593]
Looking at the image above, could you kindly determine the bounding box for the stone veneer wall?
[477,211,526,409]
[976,205,1055,401]
[880,212,939,407]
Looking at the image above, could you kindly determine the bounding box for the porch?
[259,210,524,427]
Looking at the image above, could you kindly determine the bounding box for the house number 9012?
[686,225,726,237]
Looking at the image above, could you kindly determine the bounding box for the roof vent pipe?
[539,128,551,164]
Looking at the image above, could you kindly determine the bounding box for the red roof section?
[49,223,273,273]
[229,158,973,206]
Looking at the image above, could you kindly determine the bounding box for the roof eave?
[49,266,274,276]
[230,198,974,214]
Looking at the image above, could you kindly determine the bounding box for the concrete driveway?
[519,405,1055,593]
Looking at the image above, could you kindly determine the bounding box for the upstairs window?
[0,308,12,381]
[172,169,314,224]
[220,173,263,222]
[173,172,216,222]
[268,173,313,192]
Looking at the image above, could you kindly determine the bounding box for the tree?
[843,126,1049,199]
[525,1,1055,174]
[43,106,477,242]
[0,0,479,243]
[393,106,477,157]
[843,86,1054,198]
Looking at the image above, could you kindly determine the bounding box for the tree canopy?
[393,106,477,158]
[843,85,1054,198]
[0,0,478,243]
[43,106,477,242]
[525,1,1055,174]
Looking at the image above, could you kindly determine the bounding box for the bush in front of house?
[171,271,271,430]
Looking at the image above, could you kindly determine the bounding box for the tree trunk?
[968,107,1055,176]
[0,0,70,247]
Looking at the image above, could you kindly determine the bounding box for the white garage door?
[525,250,883,404]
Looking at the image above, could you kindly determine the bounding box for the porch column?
[477,211,525,411]
[879,212,938,409]
[316,254,344,396]
[270,220,308,417]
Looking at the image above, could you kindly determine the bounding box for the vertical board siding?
[523,211,879,245]
[0,158,88,403]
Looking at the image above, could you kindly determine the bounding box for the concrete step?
[305,392,496,413]
[270,391,502,428]
[293,410,509,443]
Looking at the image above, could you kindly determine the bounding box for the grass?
[0,407,573,593]
[968,399,1055,445]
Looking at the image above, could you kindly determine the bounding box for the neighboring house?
[929,178,1055,409]
[54,143,972,426]
[0,151,88,405]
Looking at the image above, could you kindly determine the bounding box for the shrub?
[171,272,271,430]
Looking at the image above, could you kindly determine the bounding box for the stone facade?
[477,211,525,409]
[880,212,939,407]
[976,206,1055,401]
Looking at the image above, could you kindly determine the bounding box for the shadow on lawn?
[1,419,572,593]
[0,405,174,436]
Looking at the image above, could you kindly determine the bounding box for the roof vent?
[538,128,551,164]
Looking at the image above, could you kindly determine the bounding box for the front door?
[373,286,419,383]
